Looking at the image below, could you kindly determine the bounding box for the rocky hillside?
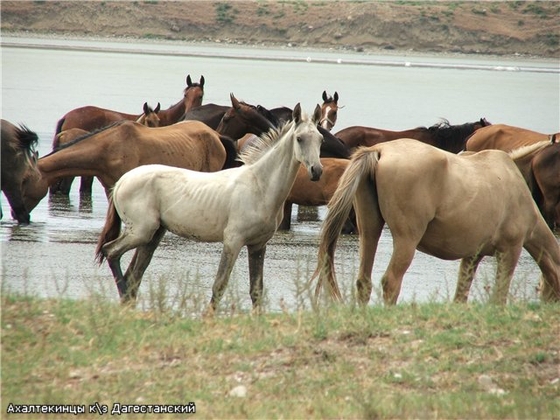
[1,1,559,58]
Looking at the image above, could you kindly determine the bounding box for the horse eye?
[296,136,302,143]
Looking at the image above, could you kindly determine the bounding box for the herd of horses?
[1,73,559,311]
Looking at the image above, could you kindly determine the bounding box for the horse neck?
[248,127,300,208]
[158,98,186,126]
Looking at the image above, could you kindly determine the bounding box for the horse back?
[59,106,138,134]
[465,124,546,152]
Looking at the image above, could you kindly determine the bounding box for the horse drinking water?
[96,104,324,311]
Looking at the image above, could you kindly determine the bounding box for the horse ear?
[143,102,149,114]
[186,74,193,87]
[334,92,339,103]
[293,103,302,124]
[200,75,205,88]
[313,104,322,124]
[322,91,328,102]
[155,102,161,113]
[230,93,240,109]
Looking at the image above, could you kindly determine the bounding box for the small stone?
[229,385,247,398]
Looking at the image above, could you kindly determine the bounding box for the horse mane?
[51,120,127,154]
[14,124,39,153]
[237,120,294,165]
[428,119,480,152]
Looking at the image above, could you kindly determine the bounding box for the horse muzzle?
[309,164,323,182]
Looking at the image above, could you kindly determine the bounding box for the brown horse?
[336,118,491,154]
[1,120,46,224]
[465,124,560,228]
[215,94,276,140]
[465,123,558,152]
[279,158,356,233]
[531,139,560,230]
[136,102,161,127]
[50,75,205,195]
[52,102,164,196]
[320,91,339,131]
[34,120,237,211]
[313,139,560,305]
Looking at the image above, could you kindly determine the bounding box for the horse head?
[138,102,161,127]
[320,90,339,131]
[184,74,205,112]
[216,94,275,139]
[292,103,323,181]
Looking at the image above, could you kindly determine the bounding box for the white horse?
[96,103,323,311]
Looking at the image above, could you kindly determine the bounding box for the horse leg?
[454,254,484,303]
[102,228,157,304]
[248,244,266,310]
[523,224,560,302]
[354,180,384,305]
[80,176,94,196]
[124,226,167,301]
[278,202,292,230]
[381,237,417,305]
[490,247,522,304]
[209,240,243,311]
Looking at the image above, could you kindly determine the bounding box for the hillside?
[1,1,559,58]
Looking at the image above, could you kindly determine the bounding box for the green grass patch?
[2,294,559,418]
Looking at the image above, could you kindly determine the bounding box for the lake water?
[1,36,559,313]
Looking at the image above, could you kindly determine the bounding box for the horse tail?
[313,147,379,301]
[219,135,239,169]
[52,118,65,148]
[95,193,121,264]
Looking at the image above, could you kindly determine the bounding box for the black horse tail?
[52,117,65,148]
[95,195,121,264]
[220,135,240,169]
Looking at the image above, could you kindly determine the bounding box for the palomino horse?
[279,158,356,233]
[313,139,560,305]
[136,102,161,127]
[50,75,205,195]
[52,102,165,196]
[335,118,491,154]
[95,104,324,311]
[35,120,237,209]
[465,124,560,229]
[1,120,46,224]
[320,91,339,131]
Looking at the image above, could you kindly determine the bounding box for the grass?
[2,293,559,419]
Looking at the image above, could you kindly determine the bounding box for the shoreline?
[3,32,559,74]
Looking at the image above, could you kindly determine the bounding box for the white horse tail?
[95,193,121,264]
[313,147,379,301]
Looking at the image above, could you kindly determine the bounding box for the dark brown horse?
[531,138,559,230]
[50,75,205,195]
[34,120,237,211]
[215,94,276,140]
[1,120,46,224]
[182,103,230,129]
[336,118,491,154]
[320,91,339,131]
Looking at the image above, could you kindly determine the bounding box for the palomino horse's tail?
[313,147,379,301]
[95,195,121,264]
[220,135,240,169]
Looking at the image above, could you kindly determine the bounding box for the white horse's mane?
[237,116,305,166]
[509,140,551,161]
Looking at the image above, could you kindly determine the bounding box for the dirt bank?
[1,1,559,58]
